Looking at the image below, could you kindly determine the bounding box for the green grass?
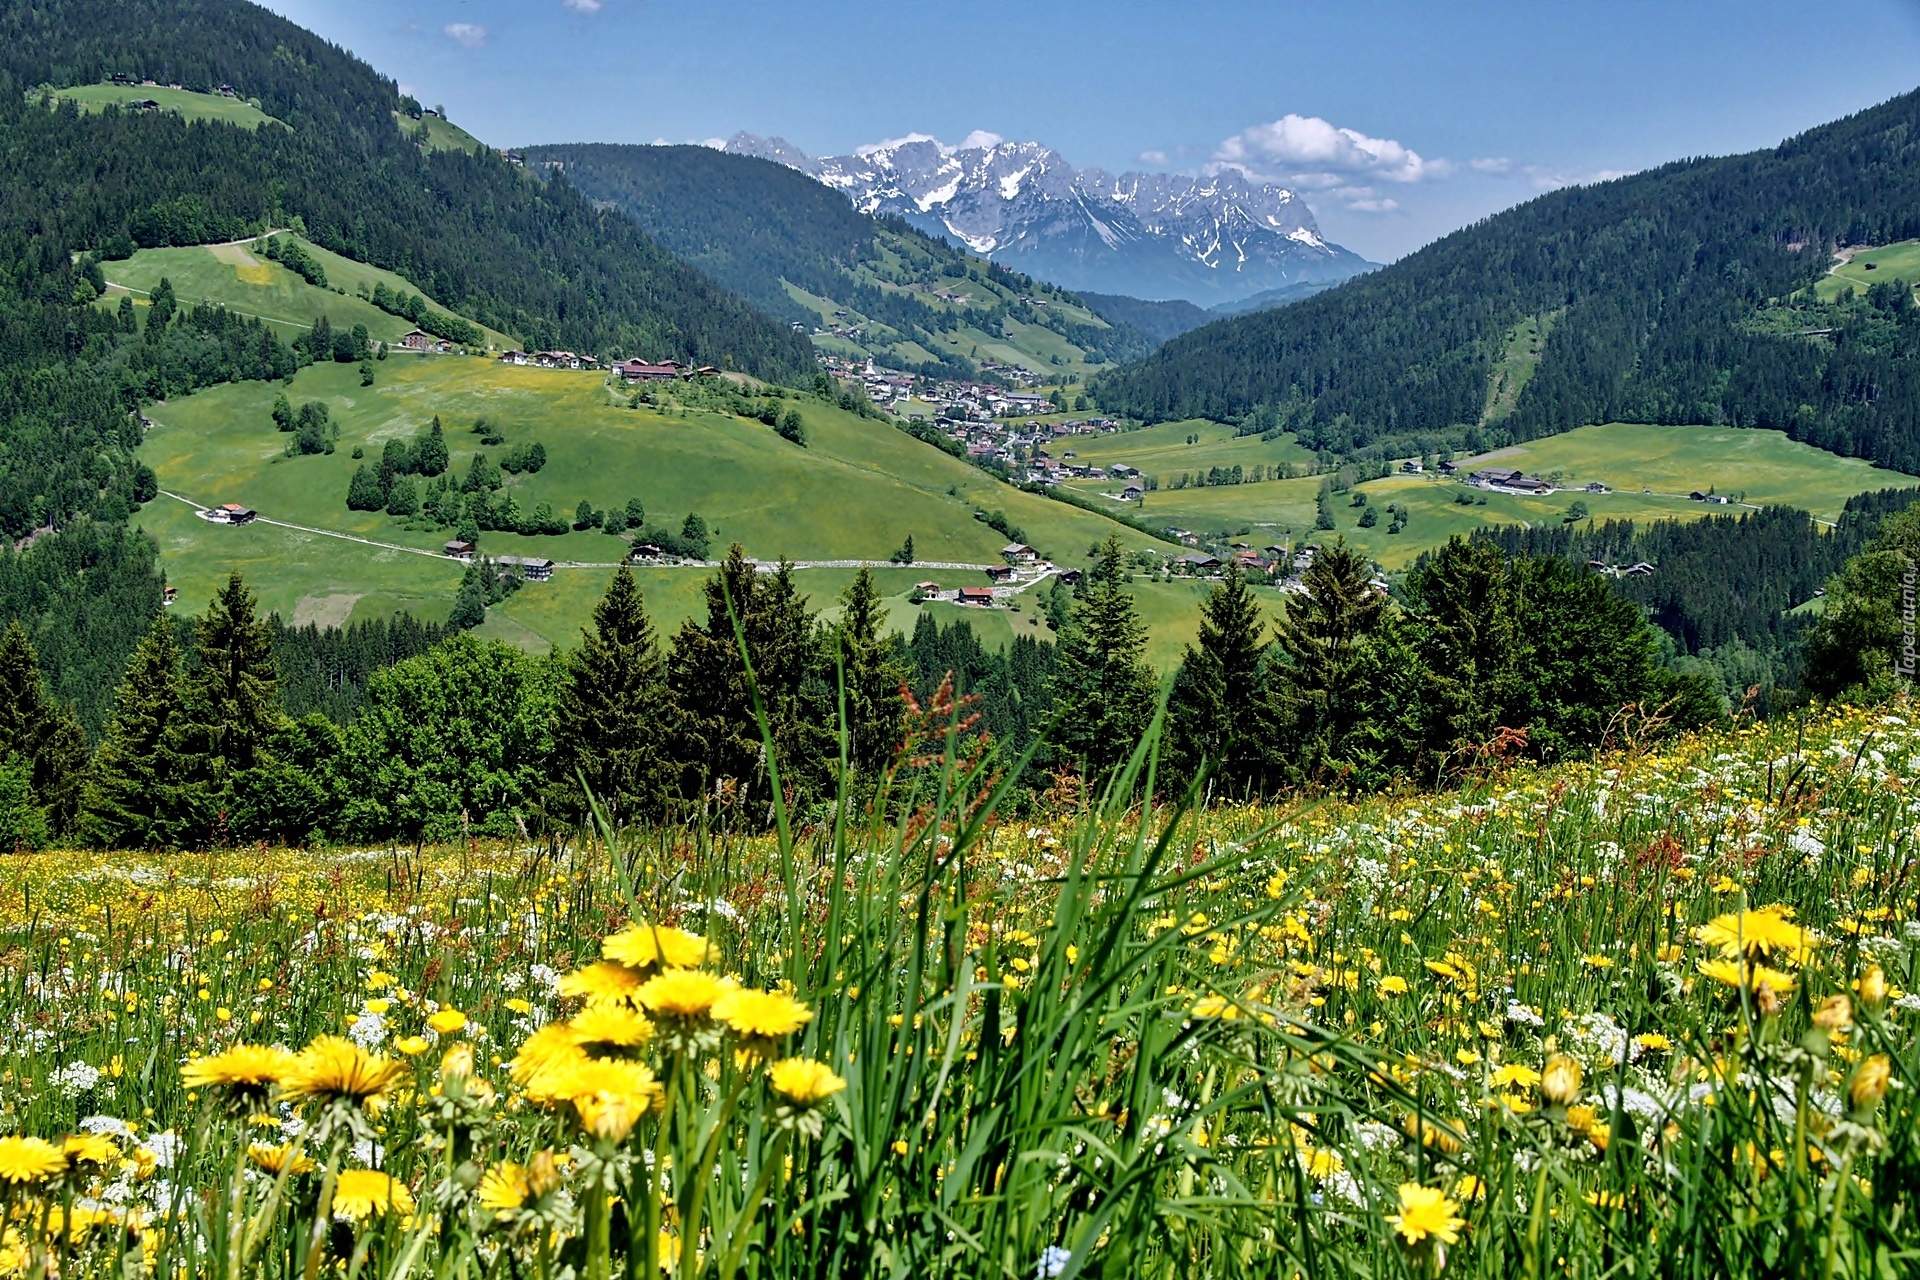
[46,83,281,128]
[1060,419,1315,480]
[1483,310,1556,422]
[395,111,487,153]
[1459,422,1919,520]
[1816,239,1920,302]
[1068,422,1919,570]
[140,359,1172,645]
[98,236,515,346]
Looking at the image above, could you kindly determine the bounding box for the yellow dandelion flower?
[426,1010,469,1036]
[476,1161,532,1217]
[1378,976,1409,997]
[1387,1183,1465,1247]
[1634,1032,1672,1052]
[510,1023,586,1086]
[1698,959,1797,995]
[568,1004,655,1053]
[558,960,646,1005]
[180,1044,296,1096]
[526,1056,663,1143]
[1852,1054,1892,1111]
[395,1036,431,1057]
[767,1058,847,1106]
[330,1169,415,1222]
[279,1036,408,1108]
[247,1142,316,1176]
[635,969,735,1019]
[0,1137,68,1186]
[1694,906,1818,964]
[1541,1054,1583,1106]
[714,988,813,1039]
[601,923,715,972]
[1489,1063,1541,1090]
[61,1134,118,1168]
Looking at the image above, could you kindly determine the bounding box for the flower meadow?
[0,702,1914,1277]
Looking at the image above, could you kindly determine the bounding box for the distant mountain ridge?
[1093,86,1920,477]
[725,131,1374,306]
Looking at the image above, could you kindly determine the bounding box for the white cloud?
[563,0,604,10]
[443,23,489,49]
[1138,148,1169,165]
[699,137,727,150]
[1212,114,1447,188]
[958,130,1004,151]
[854,132,946,157]
[1472,157,1630,190]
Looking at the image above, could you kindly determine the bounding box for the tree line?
[1093,85,1920,474]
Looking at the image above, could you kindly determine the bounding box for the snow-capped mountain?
[724,131,1373,305]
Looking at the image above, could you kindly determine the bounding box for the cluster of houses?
[611,357,724,382]
[441,542,557,581]
[498,349,599,371]
[402,330,456,354]
[815,354,1054,420]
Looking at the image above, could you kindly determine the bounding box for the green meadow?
[1059,418,1316,477]
[99,236,514,346]
[1816,239,1920,301]
[48,83,280,128]
[138,357,1175,647]
[1068,421,1918,569]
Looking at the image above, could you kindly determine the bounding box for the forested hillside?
[525,143,1155,378]
[0,0,813,732]
[0,0,812,375]
[1095,88,1920,473]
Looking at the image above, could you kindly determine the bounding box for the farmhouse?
[914,581,941,596]
[443,540,475,560]
[212,503,256,525]
[618,359,679,383]
[1178,552,1223,573]
[956,587,996,606]
[1621,562,1656,577]
[628,543,664,562]
[1585,481,1610,494]
[499,350,530,365]
[984,565,1016,583]
[496,555,554,582]
[401,330,451,353]
[1001,543,1037,565]
[1121,484,1145,502]
[1470,467,1520,487]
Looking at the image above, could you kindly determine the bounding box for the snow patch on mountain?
[724,131,1373,304]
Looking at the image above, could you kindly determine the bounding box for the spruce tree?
[833,568,909,779]
[0,623,88,836]
[1048,537,1157,786]
[1269,540,1390,783]
[1167,564,1274,795]
[552,568,666,825]
[182,574,283,777]
[81,623,187,848]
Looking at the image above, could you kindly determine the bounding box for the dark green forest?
[1095,88,1920,473]
[525,143,1156,378]
[0,0,819,745]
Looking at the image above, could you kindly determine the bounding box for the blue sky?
[260,0,1920,261]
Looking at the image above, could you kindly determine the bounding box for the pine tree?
[832,568,909,779]
[0,623,88,836]
[1167,564,1274,795]
[664,547,829,811]
[552,568,666,825]
[1048,537,1157,786]
[81,623,187,848]
[1269,540,1390,784]
[181,574,283,777]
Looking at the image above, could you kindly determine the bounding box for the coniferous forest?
[1094,89,1920,473]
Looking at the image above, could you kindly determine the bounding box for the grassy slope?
[1068,421,1919,570]
[50,83,279,128]
[141,359,1174,647]
[396,111,486,154]
[1059,419,1316,478]
[1817,239,1920,301]
[99,235,516,346]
